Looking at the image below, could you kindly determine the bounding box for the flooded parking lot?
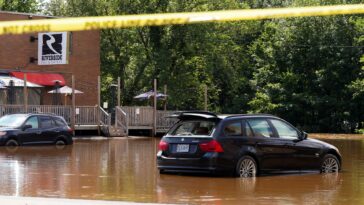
[0,136,364,204]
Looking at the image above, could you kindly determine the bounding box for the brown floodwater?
[0,135,364,204]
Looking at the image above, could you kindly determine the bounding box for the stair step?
[108,126,128,137]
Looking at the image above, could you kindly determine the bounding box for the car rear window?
[54,117,67,127]
[224,122,242,136]
[247,119,274,138]
[170,120,216,136]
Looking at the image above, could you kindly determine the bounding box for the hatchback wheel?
[321,154,340,173]
[236,156,257,178]
[55,139,66,145]
[5,139,19,147]
[55,139,67,149]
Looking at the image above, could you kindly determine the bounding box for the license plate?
[176,144,189,153]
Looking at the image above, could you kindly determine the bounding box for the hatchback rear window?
[170,121,216,136]
[54,117,67,127]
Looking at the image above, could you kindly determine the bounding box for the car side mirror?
[23,124,32,131]
[300,131,308,140]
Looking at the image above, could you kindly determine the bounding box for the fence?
[0,104,176,134]
[121,106,154,127]
[0,104,109,128]
[157,110,178,132]
[119,106,178,133]
[115,106,128,134]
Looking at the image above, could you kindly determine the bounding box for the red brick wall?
[0,12,100,106]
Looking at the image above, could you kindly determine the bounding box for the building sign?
[38,32,68,65]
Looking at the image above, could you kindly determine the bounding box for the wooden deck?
[0,105,178,136]
[120,106,177,134]
[0,105,111,132]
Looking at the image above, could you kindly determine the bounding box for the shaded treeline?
[1,0,363,133]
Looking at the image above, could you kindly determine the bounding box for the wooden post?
[97,76,101,107]
[23,73,28,112]
[204,84,208,111]
[71,75,76,134]
[164,84,167,111]
[97,76,101,135]
[153,79,157,137]
[117,77,121,107]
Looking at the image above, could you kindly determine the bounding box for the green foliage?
[0,0,41,13]
[40,0,364,133]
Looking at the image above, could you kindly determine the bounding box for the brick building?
[0,11,100,106]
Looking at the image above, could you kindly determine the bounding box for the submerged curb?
[0,196,172,205]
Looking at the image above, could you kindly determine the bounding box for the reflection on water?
[0,137,363,204]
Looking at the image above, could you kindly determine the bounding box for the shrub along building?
[0,11,100,107]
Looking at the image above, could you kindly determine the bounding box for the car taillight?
[199,140,224,153]
[67,127,73,133]
[158,140,169,151]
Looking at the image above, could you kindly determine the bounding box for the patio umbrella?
[48,86,83,105]
[48,86,83,94]
[134,90,167,100]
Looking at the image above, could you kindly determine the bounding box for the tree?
[42,0,364,133]
[0,0,41,13]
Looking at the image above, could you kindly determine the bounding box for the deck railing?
[0,105,72,121]
[28,105,72,123]
[0,105,25,116]
[99,106,111,126]
[115,106,128,133]
[74,106,99,125]
[0,104,178,134]
[121,106,154,127]
[119,106,178,132]
[0,105,110,127]
[157,110,178,132]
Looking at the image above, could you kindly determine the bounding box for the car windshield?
[170,120,216,136]
[0,114,28,128]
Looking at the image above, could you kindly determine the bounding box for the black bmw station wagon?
[157,112,341,177]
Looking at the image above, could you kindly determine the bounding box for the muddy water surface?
[0,136,364,204]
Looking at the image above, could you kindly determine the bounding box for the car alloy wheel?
[237,156,257,178]
[321,154,340,173]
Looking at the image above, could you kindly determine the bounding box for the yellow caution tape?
[0,4,364,35]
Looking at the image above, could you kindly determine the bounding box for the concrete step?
[108,126,127,137]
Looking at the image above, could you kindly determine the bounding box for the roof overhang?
[10,72,66,86]
[0,76,43,87]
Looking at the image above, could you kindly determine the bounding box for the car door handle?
[36,131,42,135]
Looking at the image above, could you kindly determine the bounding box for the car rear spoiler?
[167,111,219,120]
